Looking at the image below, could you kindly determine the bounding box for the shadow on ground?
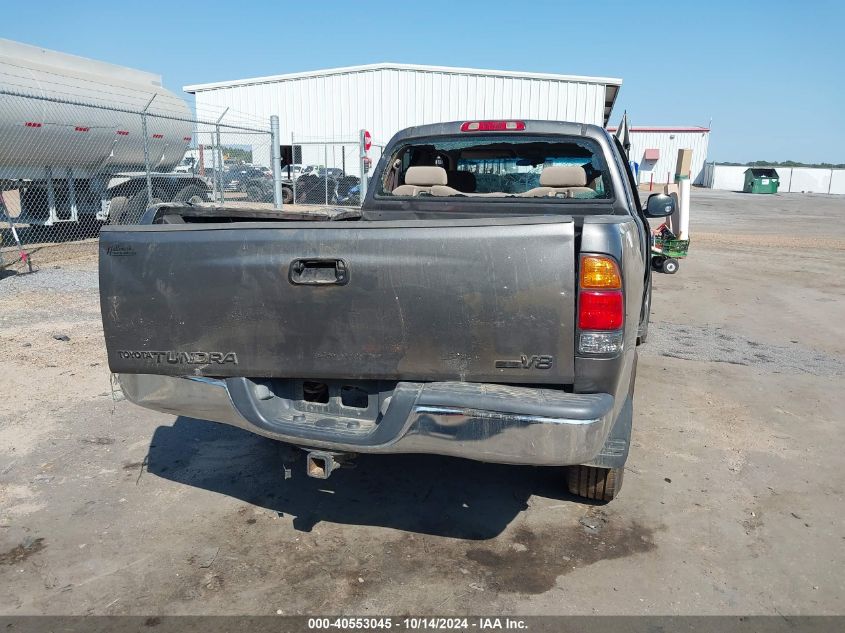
[146,416,582,540]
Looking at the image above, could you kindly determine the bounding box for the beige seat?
[521,165,594,198]
[392,166,448,196]
[430,185,464,196]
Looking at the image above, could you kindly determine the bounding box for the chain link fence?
[287,136,383,206]
[0,88,385,275]
[0,88,274,274]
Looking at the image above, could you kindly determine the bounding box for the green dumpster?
[743,168,780,194]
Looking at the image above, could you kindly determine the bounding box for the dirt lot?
[1,190,843,615]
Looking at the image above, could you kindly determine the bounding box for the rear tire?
[567,465,624,502]
[120,191,161,225]
[172,184,210,204]
[282,186,294,205]
[662,258,679,274]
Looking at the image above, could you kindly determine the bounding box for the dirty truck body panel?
[101,216,577,383]
[100,120,656,473]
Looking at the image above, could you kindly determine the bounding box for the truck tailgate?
[100,216,576,383]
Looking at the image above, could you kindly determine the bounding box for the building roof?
[606,126,710,133]
[183,62,623,93]
[185,63,623,126]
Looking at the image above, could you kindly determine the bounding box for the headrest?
[447,170,477,193]
[539,165,588,188]
[404,165,448,186]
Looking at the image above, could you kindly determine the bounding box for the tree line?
[717,160,845,169]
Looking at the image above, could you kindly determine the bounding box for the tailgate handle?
[289,258,349,285]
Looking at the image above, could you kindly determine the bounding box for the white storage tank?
[0,38,193,179]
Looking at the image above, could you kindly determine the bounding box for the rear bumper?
[117,374,616,467]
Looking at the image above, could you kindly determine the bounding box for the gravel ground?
[0,190,843,616]
[0,267,99,296]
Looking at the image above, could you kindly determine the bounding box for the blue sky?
[3,0,841,163]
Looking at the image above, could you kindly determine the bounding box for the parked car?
[282,164,304,179]
[291,173,359,206]
[301,166,344,179]
[99,119,675,501]
[294,173,334,204]
[222,166,274,202]
[335,176,360,206]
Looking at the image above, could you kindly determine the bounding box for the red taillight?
[578,254,624,354]
[460,120,526,132]
[578,291,624,330]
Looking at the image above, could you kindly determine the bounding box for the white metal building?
[607,126,711,186]
[184,63,623,168]
[702,164,845,194]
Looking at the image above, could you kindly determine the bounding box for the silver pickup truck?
[99,120,674,502]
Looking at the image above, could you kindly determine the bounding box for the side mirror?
[645,193,676,218]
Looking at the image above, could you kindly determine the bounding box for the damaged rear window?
[377,135,613,200]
